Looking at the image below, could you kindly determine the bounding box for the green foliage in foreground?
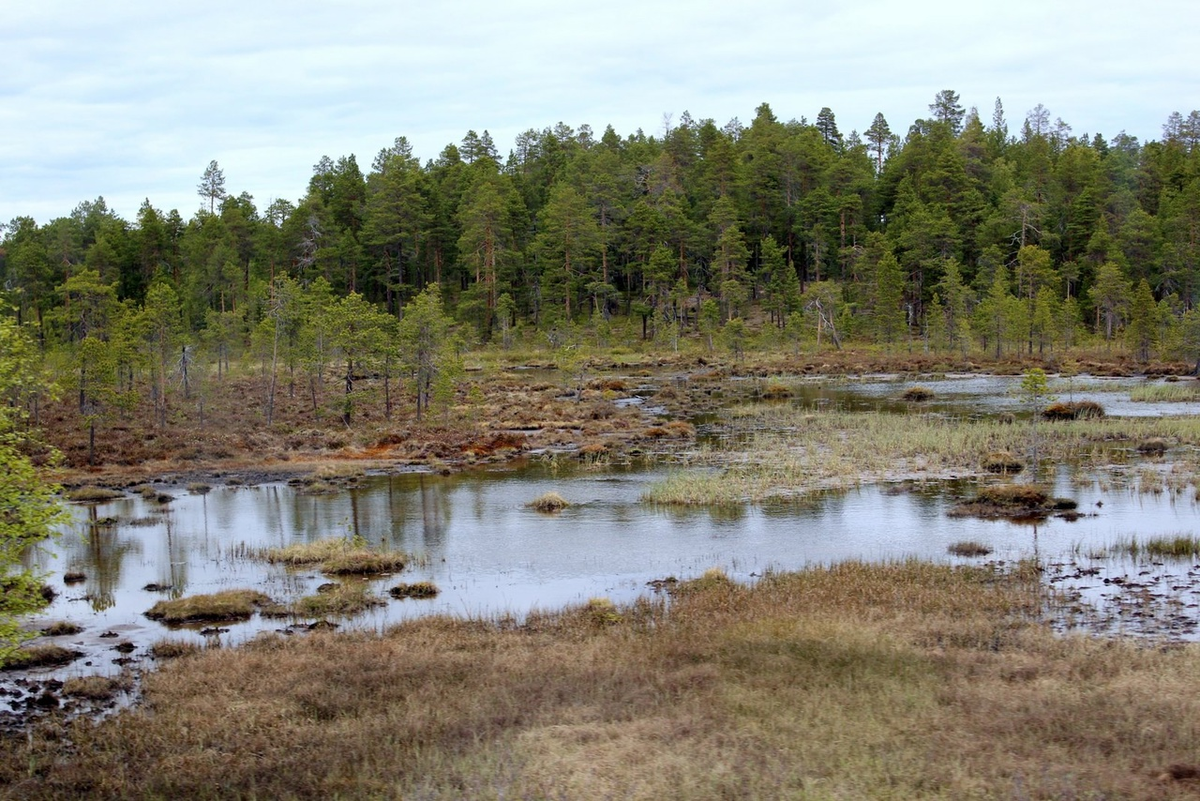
[0,318,65,663]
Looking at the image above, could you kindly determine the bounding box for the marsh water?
[16,374,1200,686]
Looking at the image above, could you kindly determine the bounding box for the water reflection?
[66,506,142,612]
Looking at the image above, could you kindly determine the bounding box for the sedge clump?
[528,492,570,512]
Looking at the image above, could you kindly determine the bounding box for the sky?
[2,0,1196,227]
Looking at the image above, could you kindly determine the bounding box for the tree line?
[4,91,1200,367]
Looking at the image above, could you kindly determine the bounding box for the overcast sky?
[2,0,1196,226]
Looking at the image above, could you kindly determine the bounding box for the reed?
[1129,383,1200,402]
[1111,535,1200,559]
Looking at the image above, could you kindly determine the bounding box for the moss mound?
[1043,400,1105,420]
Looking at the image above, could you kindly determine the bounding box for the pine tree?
[197,160,227,215]
[1126,279,1158,361]
[865,113,892,173]
[761,235,800,327]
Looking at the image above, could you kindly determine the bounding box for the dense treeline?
[4,91,1200,367]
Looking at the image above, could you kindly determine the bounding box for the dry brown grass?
[149,640,201,660]
[6,561,1200,799]
[62,674,130,701]
[982,450,1024,473]
[977,483,1052,508]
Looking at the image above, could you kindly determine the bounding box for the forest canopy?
[3,92,1200,361]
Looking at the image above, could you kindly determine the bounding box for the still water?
[25,459,1200,662]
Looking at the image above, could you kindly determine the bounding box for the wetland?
[7,365,1200,798]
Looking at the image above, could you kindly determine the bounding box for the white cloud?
[2,0,1197,224]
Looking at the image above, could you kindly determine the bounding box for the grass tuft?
[951,484,1077,520]
[976,484,1050,507]
[65,486,124,503]
[1136,437,1170,455]
[982,451,1023,474]
[62,675,128,700]
[293,583,385,617]
[256,538,409,576]
[1,644,82,670]
[145,589,274,624]
[672,567,737,597]
[528,491,570,512]
[760,378,793,399]
[948,540,994,557]
[320,551,408,576]
[150,640,202,660]
[1043,400,1105,420]
[389,581,440,599]
[40,621,83,637]
[902,385,935,401]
